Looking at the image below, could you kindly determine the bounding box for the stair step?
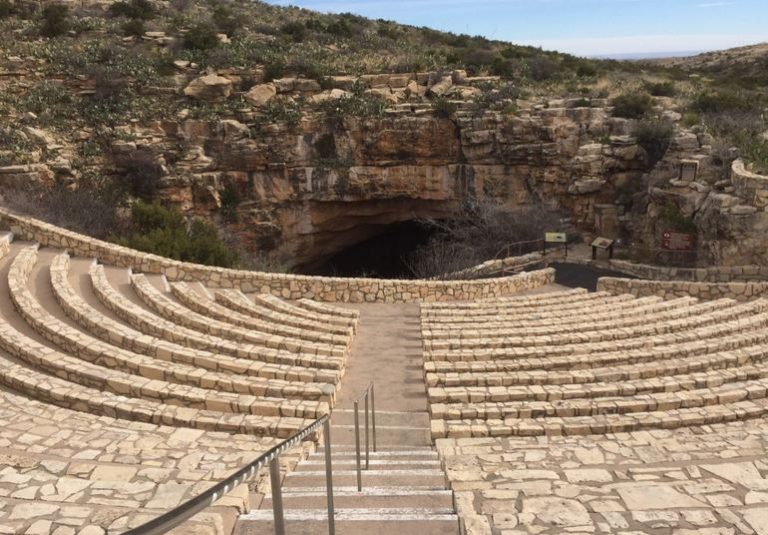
[264,491,454,509]
[331,410,431,427]
[297,460,441,469]
[242,508,457,520]
[283,472,447,488]
[308,450,438,461]
[237,516,460,535]
[329,426,431,446]
[280,486,452,496]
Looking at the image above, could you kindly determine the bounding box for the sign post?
[545,232,568,258]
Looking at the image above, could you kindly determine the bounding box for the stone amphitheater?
[0,208,765,535]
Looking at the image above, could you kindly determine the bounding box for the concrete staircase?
[237,410,460,535]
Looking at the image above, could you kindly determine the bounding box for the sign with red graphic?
[661,231,694,251]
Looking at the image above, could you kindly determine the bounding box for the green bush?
[0,0,16,19]
[314,133,337,159]
[212,5,241,36]
[263,62,284,82]
[40,4,71,38]
[121,18,146,37]
[691,89,751,114]
[219,182,241,223]
[660,202,697,234]
[108,0,155,20]
[681,111,701,127]
[118,202,238,267]
[183,22,219,51]
[612,92,653,119]
[645,81,676,97]
[633,119,675,167]
[432,96,457,119]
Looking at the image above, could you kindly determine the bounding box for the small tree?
[183,22,219,51]
[633,119,675,167]
[40,4,71,38]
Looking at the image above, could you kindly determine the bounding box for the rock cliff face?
[119,99,652,269]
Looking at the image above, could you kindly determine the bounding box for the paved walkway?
[238,303,460,534]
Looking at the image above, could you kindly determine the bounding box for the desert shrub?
[659,201,697,234]
[262,61,284,82]
[406,202,560,279]
[611,92,653,119]
[3,179,123,239]
[118,201,238,267]
[633,119,675,167]
[691,89,751,114]
[314,133,337,159]
[113,148,163,201]
[527,56,559,82]
[281,21,306,42]
[219,182,241,223]
[432,96,457,119]
[0,0,17,19]
[40,4,70,37]
[212,5,241,36]
[21,82,72,123]
[121,17,146,37]
[183,22,219,51]
[645,81,676,97]
[572,98,592,108]
[317,94,387,120]
[681,111,701,127]
[108,0,154,20]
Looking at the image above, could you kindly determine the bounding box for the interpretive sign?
[545,232,567,243]
[591,237,614,250]
[661,231,694,251]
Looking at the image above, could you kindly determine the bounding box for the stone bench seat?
[426,334,768,387]
[431,397,768,438]
[251,292,358,331]
[420,295,665,325]
[8,246,329,419]
[171,282,351,347]
[421,288,589,309]
[422,294,637,323]
[132,274,345,358]
[0,325,311,437]
[430,371,768,420]
[424,310,768,363]
[90,265,345,372]
[423,299,768,352]
[422,297,715,340]
[296,297,360,320]
[50,254,338,403]
[215,289,353,336]
[421,296,686,330]
[429,353,768,404]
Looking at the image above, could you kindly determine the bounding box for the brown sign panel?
[591,237,614,250]
[661,231,694,251]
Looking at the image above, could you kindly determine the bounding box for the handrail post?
[370,384,377,452]
[354,400,362,492]
[269,456,286,535]
[364,391,370,470]
[323,419,335,535]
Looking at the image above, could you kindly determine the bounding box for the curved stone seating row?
[432,397,768,438]
[423,297,713,339]
[423,299,768,353]
[426,330,768,387]
[0,322,310,437]
[90,264,344,374]
[251,292,357,331]
[9,246,327,420]
[425,309,768,364]
[215,289,353,336]
[50,253,336,403]
[296,297,360,320]
[131,273,345,358]
[430,353,768,405]
[421,293,638,321]
[421,296,685,330]
[170,281,350,346]
[421,288,590,310]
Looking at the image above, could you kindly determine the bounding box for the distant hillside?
[650,43,768,88]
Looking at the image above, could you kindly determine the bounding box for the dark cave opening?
[307,220,438,279]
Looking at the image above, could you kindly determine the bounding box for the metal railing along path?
[353,382,377,492]
[124,382,377,535]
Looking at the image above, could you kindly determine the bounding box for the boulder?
[309,89,351,104]
[568,178,605,195]
[245,83,277,106]
[183,73,232,102]
[428,76,453,97]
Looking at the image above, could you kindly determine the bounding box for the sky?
[264,0,768,57]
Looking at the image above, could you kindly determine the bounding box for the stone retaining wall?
[597,277,768,301]
[607,259,768,282]
[0,209,554,303]
[732,159,768,209]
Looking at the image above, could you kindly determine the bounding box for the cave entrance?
[307,220,437,279]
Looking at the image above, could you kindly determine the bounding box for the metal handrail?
[352,383,377,491]
[123,415,330,535]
